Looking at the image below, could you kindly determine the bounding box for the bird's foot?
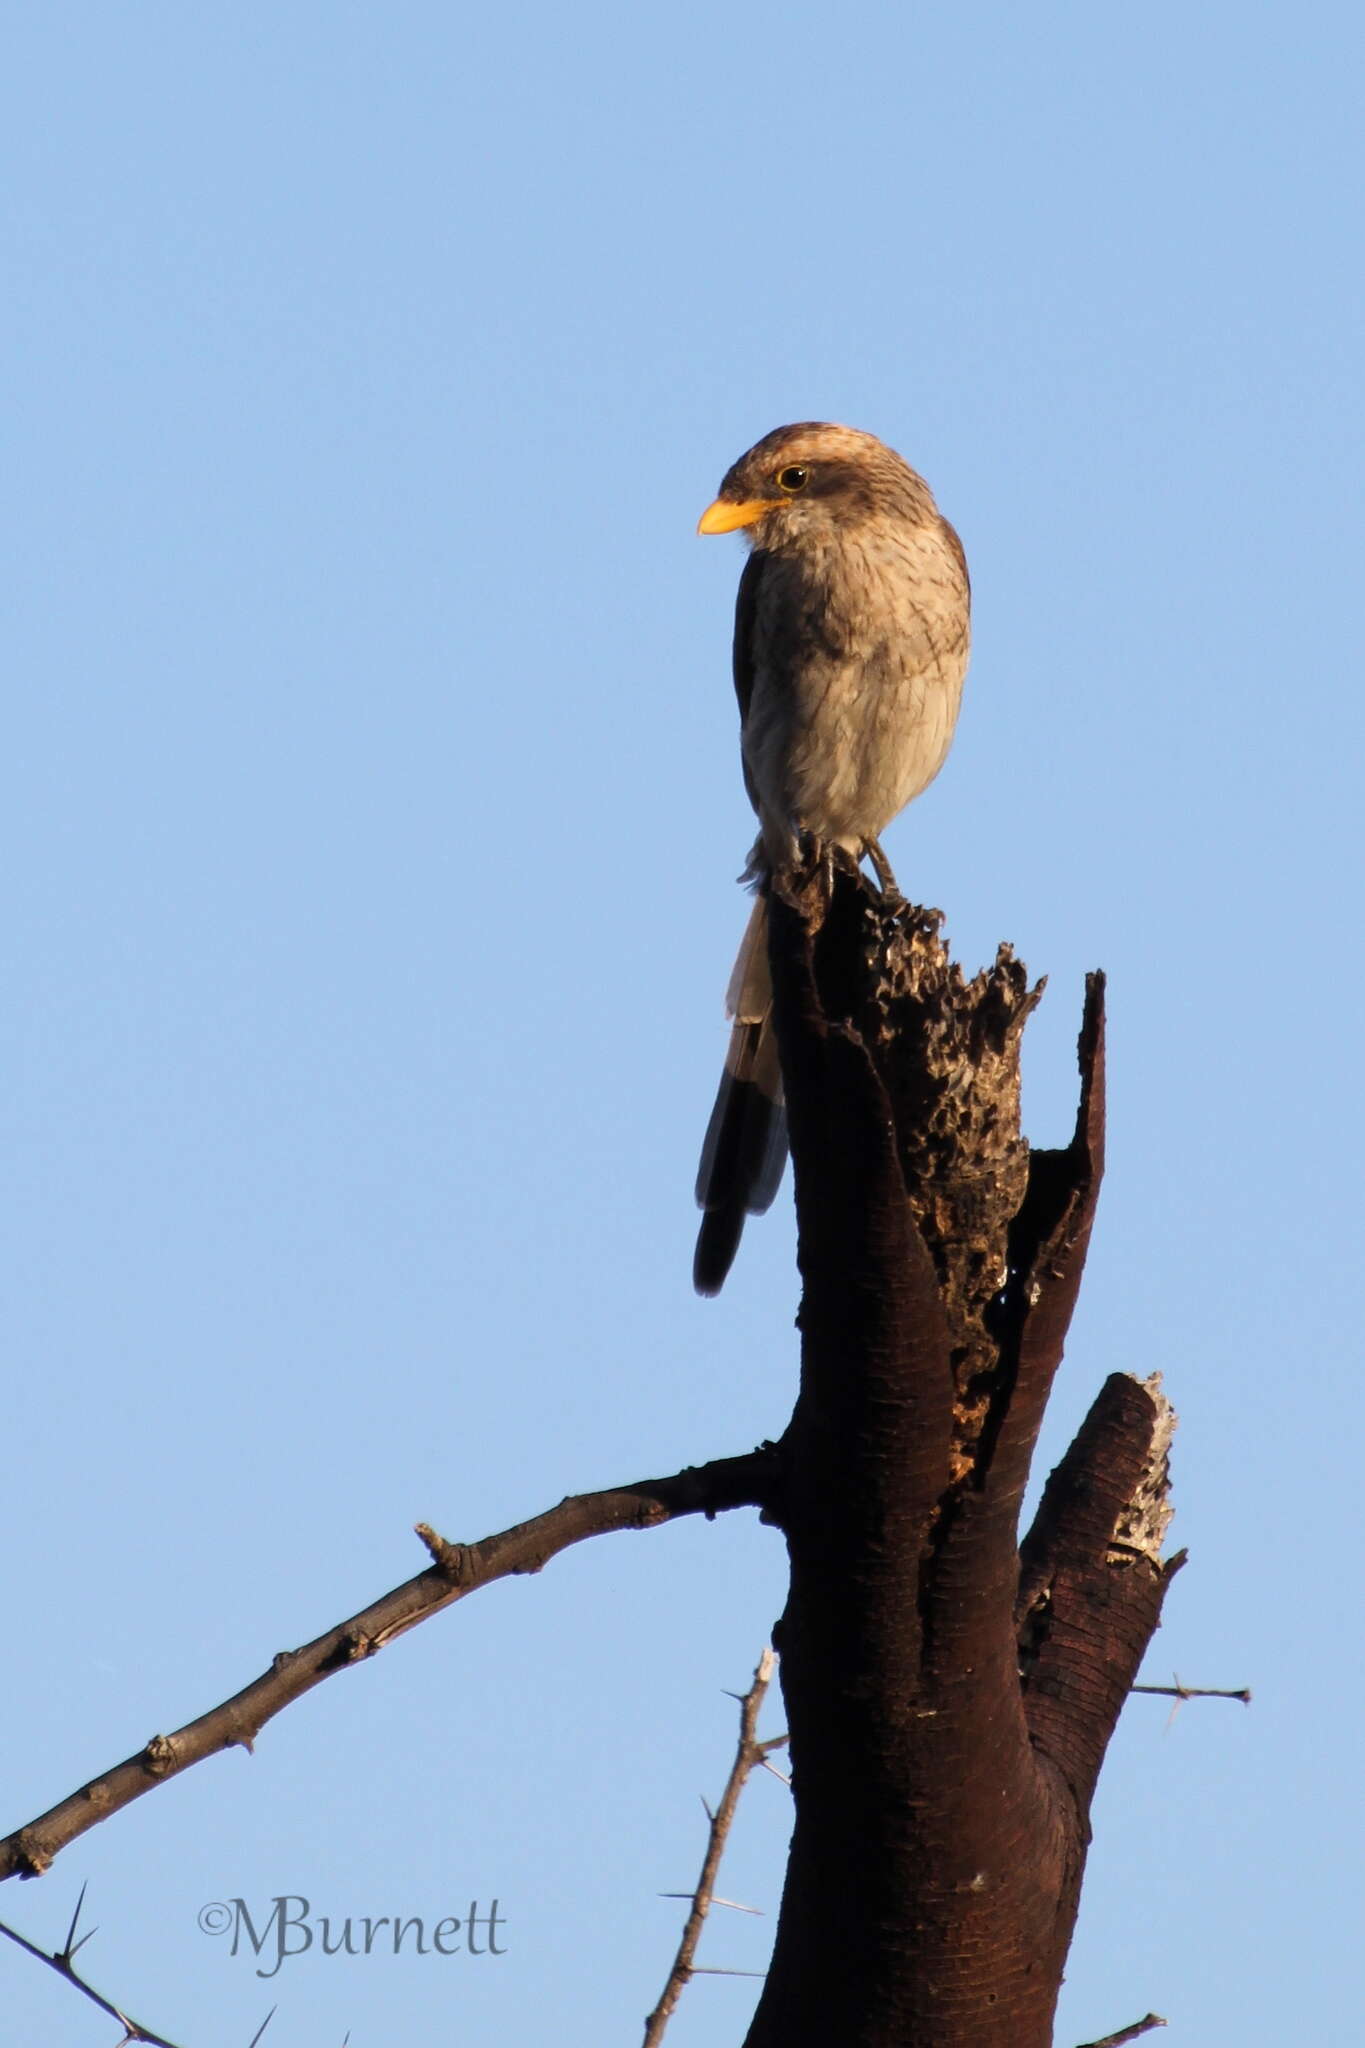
[863,838,905,908]
[770,831,838,920]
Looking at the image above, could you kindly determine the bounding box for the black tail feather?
[693,1034,788,1295]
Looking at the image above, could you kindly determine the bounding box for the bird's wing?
[733,548,767,816]
[940,516,971,599]
[732,547,764,724]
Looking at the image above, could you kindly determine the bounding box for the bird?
[692,422,971,1296]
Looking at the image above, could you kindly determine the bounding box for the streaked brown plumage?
[693,423,970,1295]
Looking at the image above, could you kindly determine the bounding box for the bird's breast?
[742,522,969,856]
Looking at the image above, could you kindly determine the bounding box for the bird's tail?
[693,897,789,1295]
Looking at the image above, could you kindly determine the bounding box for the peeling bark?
[744,868,1177,2048]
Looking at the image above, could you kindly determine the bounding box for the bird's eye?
[776,465,809,493]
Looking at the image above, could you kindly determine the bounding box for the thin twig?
[1075,2013,1167,2048]
[0,1448,776,1887]
[0,1885,276,2047]
[641,1649,779,2046]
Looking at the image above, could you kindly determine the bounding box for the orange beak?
[696,496,785,536]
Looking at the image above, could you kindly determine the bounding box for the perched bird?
[693,422,971,1295]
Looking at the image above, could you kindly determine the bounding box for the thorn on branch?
[62,1880,89,1955]
[1132,1677,1251,1706]
[658,1893,764,1915]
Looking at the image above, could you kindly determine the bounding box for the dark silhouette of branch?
[1075,2014,1167,2048]
[0,1448,777,1887]
[642,1648,779,2046]
[0,1882,276,2046]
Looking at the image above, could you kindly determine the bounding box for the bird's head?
[697,422,936,548]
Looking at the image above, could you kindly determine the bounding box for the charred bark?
[744,866,1179,2048]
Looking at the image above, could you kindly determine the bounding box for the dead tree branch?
[0,1447,777,1887]
[735,867,1180,2048]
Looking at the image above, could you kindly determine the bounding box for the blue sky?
[3,4,1361,2041]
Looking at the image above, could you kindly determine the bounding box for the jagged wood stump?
[744,865,1179,2048]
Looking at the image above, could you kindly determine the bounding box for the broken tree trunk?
[743,867,1179,2048]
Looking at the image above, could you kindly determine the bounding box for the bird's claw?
[863,838,905,907]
